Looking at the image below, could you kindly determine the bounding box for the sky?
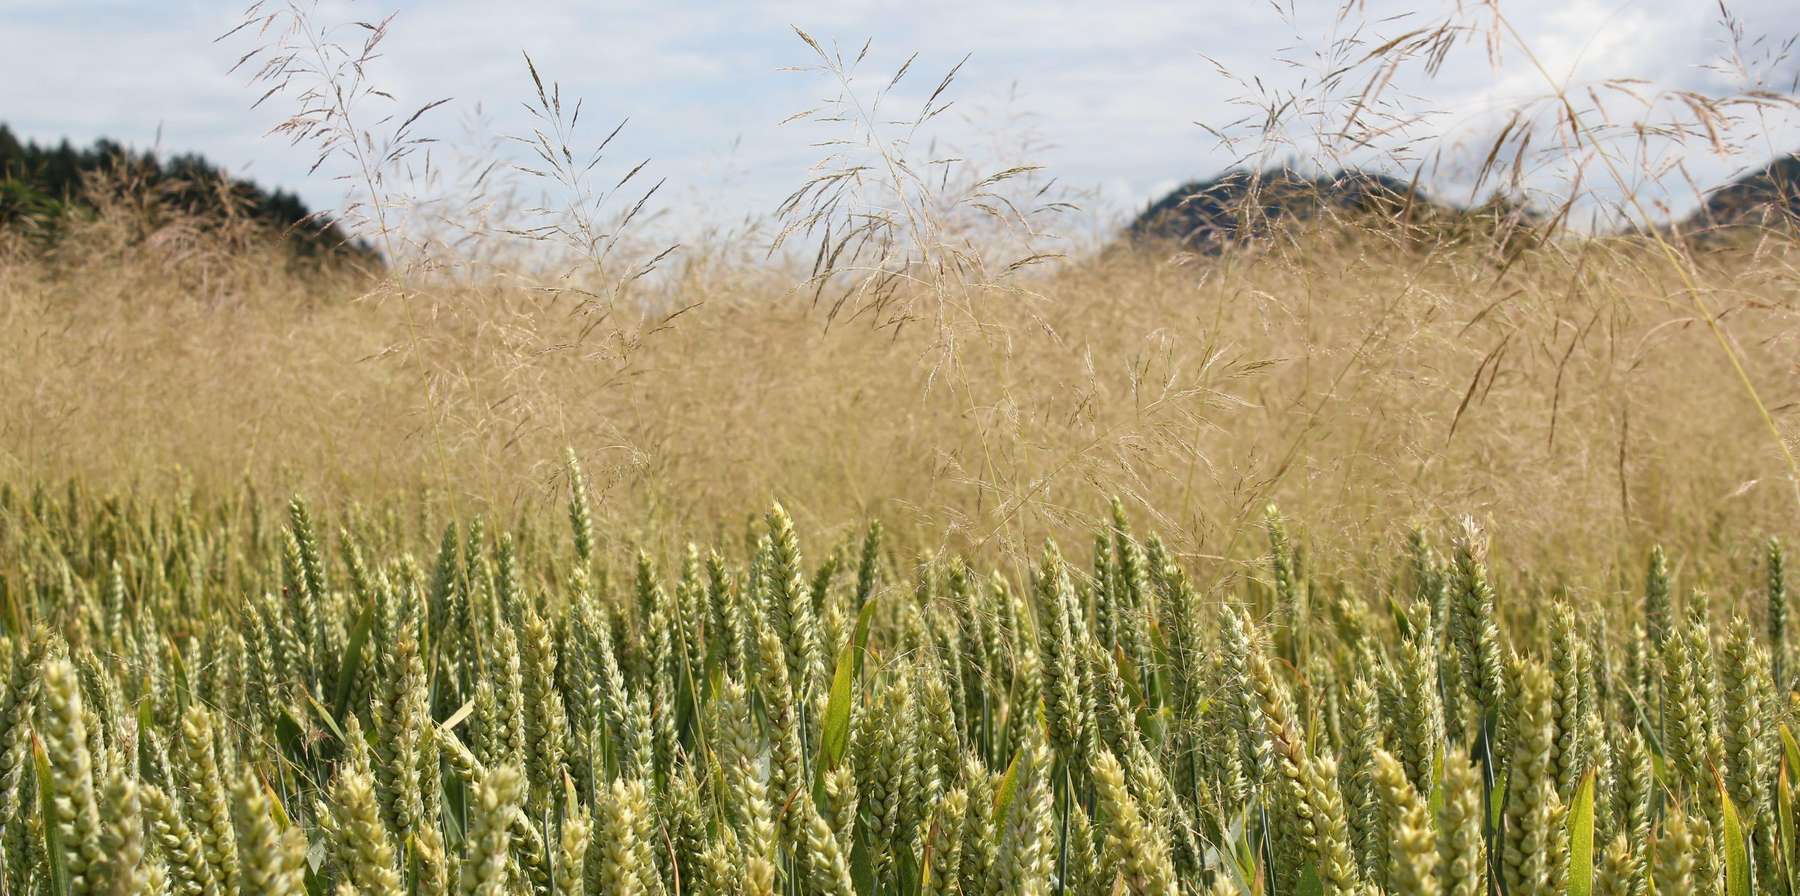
[2,0,1797,240]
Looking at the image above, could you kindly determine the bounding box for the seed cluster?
[0,468,1791,896]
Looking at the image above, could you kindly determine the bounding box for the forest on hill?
[0,123,365,258]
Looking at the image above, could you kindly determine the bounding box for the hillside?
[0,123,364,257]
[1131,155,1800,250]
[1127,168,1445,250]
[1682,152,1800,236]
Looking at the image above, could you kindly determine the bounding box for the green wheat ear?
[323,718,402,896]
[97,770,147,896]
[8,477,1795,896]
[1371,748,1438,895]
[1438,749,1487,896]
[231,770,305,896]
[461,765,524,896]
[1594,833,1640,896]
[40,653,105,896]
[1652,804,1700,895]
[1093,749,1177,896]
[1771,537,1787,687]
[566,448,595,568]
[1502,657,1564,896]
[923,787,968,896]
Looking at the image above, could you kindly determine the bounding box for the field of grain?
[3,2,1800,895]
[0,462,1792,896]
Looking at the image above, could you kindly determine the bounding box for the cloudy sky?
[3,0,1797,236]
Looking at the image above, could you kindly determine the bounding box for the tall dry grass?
[3,205,1794,580]
[3,0,1797,586]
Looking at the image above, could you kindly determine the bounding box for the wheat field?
[3,2,1800,894]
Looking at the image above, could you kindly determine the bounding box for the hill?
[1127,168,1441,250]
[0,123,365,258]
[1130,154,1800,251]
[1125,166,1547,254]
[1681,153,1800,237]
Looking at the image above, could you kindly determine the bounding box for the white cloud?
[0,0,1794,237]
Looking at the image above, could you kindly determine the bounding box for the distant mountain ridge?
[1680,153,1800,237]
[1129,169,1426,249]
[0,123,365,257]
[1130,157,1799,250]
